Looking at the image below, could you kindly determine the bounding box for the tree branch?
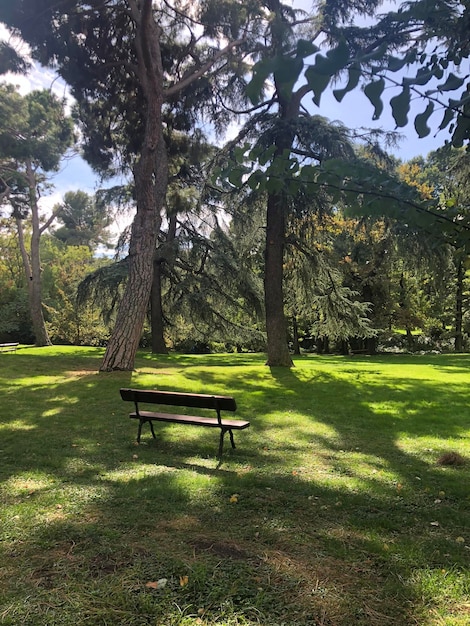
[39,203,63,235]
[165,37,247,98]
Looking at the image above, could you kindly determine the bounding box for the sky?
[0,4,455,219]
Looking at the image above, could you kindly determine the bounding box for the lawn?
[0,346,469,625]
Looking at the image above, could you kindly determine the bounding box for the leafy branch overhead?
[247,0,470,147]
[215,140,470,251]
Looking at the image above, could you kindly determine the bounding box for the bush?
[0,291,34,343]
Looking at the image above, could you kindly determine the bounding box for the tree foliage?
[2,0,469,361]
[0,40,29,75]
[52,190,112,252]
[299,1,469,146]
[0,84,75,345]
[214,0,470,364]
[0,0,266,369]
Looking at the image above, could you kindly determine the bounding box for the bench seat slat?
[130,410,250,429]
[120,388,236,411]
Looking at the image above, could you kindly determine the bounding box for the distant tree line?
[1,142,468,353]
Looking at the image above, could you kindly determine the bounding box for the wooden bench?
[120,388,250,458]
[0,342,18,353]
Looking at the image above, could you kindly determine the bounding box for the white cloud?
[1,24,72,105]
[38,190,63,215]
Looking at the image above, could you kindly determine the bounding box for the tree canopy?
[0,84,75,345]
[1,0,469,365]
[0,0,267,369]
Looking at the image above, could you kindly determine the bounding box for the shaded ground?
[0,348,469,625]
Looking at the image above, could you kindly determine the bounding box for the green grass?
[0,346,469,625]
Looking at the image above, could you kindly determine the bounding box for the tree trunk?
[406,327,414,351]
[339,340,349,355]
[16,161,52,347]
[292,315,300,355]
[264,191,293,366]
[151,213,177,354]
[262,0,306,368]
[454,259,464,353]
[100,141,167,371]
[100,1,167,371]
[365,336,377,354]
[151,258,168,353]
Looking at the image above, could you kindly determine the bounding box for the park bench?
[0,342,19,353]
[120,388,250,458]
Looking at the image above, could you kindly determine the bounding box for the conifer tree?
[0,0,261,369]
[0,85,74,346]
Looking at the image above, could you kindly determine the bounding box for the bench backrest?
[120,388,237,413]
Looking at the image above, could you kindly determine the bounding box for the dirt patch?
[190,538,252,560]
[65,370,99,377]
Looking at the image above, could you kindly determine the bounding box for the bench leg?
[137,419,157,443]
[218,429,237,458]
[218,429,226,459]
[137,420,144,443]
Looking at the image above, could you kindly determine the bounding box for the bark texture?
[264,190,293,366]
[151,258,168,354]
[262,0,302,367]
[100,0,167,371]
[150,214,177,353]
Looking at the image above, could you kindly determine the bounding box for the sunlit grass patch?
[0,347,468,625]
[2,472,57,496]
[409,566,470,622]
[0,419,37,432]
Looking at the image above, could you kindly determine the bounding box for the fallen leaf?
[230,494,239,503]
[146,578,167,590]
[146,581,158,589]
[179,575,189,587]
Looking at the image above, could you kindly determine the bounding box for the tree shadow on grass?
[6,456,466,626]
[1,350,469,625]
